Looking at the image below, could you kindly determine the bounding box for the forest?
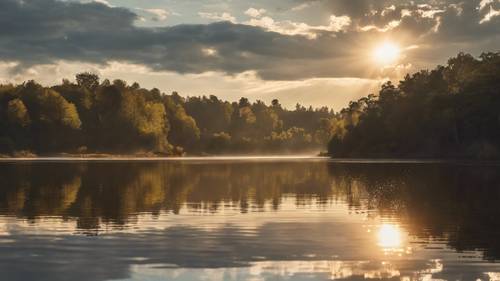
[0,73,335,156]
[328,52,500,159]
[0,52,498,158]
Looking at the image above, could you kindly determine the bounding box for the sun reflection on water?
[377,224,403,250]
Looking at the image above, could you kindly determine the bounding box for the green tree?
[328,52,500,159]
[76,72,100,91]
[163,94,200,149]
[7,99,30,127]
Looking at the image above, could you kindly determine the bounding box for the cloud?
[137,8,170,21]
[480,5,500,23]
[318,0,397,19]
[327,15,352,32]
[92,0,112,7]
[0,221,460,281]
[198,11,236,23]
[245,15,351,39]
[479,0,495,10]
[244,7,266,18]
[0,0,498,83]
[291,1,320,12]
[0,0,365,81]
[359,20,401,32]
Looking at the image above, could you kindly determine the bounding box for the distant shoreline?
[0,156,499,165]
[0,154,328,161]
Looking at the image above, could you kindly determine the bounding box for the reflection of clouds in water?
[487,272,500,281]
[0,222,498,281]
[0,219,15,243]
[119,260,442,281]
[0,220,7,236]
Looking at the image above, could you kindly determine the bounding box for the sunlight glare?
[377,224,402,249]
[373,42,401,66]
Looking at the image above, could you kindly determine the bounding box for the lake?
[0,157,500,281]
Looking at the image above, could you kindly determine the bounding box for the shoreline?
[0,154,329,162]
[0,156,499,165]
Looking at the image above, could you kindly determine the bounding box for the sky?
[0,0,499,109]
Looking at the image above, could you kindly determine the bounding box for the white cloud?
[245,14,351,39]
[202,47,218,57]
[415,4,445,19]
[326,15,352,32]
[245,17,311,38]
[381,5,396,16]
[360,20,401,32]
[93,0,111,6]
[245,7,266,18]
[137,8,169,21]
[419,9,445,18]
[291,3,310,12]
[198,12,236,23]
[480,5,500,23]
[479,0,495,10]
[291,0,321,12]
[401,9,412,17]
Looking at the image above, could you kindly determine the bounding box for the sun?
[373,42,401,66]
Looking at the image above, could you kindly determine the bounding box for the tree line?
[1,52,498,157]
[0,73,336,155]
[328,52,500,159]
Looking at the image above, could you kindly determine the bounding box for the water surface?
[0,158,499,280]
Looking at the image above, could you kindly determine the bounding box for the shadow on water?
[0,160,500,280]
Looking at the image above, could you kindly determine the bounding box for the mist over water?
[1,158,500,280]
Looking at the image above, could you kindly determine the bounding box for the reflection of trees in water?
[0,163,86,220]
[0,162,334,229]
[1,162,500,259]
[328,163,500,261]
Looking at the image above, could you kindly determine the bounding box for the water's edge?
[0,156,499,166]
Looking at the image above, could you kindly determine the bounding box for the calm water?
[0,158,500,281]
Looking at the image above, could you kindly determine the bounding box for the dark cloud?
[319,0,397,18]
[0,0,365,80]
[0,0,498,80]
[311,0,500,69]
[431,1,500,41]
[315,0,500,40]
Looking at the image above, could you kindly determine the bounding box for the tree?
[7,99,30,127]
[76,72,100,91]
[39,89,82,129]
[328,52,500,159]
[163,95,200,149]
[0,69,339,155]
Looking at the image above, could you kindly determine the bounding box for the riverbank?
[0,151,173,159]
[0,150,326,160]
[0,151,330,162]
